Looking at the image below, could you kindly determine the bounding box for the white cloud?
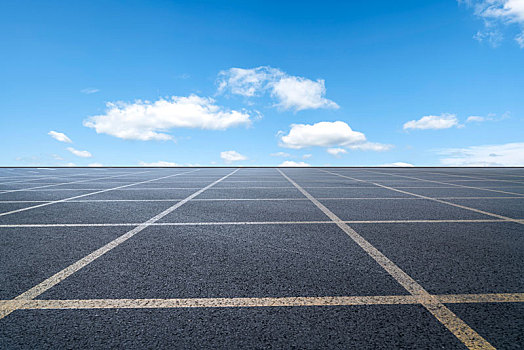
[462,0,524,47]
[302,154,312,159]
[279,121,366,149]
[66,147,92,158]
[278,161,310,167]
[48,131,72,143]
[347,142,393,151]
[439,142,524,166]
[217,66,338,112]
[379,162,415,167]
[217,67,283,97]
[466,115,486,122]
[88,163,103,167]
[139,161,179,166]
[270,152,291,157]
[83,95,252,141]
[327,148,347,156]
[220,150,247,163]
[81,88,100,94]
[403,114,459,130]
[271,76,339,111]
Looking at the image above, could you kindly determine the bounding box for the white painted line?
[361,169,524,197]
[320,170,524,225]
[0,170,200,217]
[0,169,239,320]
[416,170,524,185]
[0,170,154,195]
[0,219,511,228]
[278,169,495,350]
[1,293,522,311]
[2,196,522,204]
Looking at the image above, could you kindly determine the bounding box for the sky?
[1,0,523,167]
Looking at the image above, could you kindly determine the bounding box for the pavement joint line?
[0,170,154,195]
[0,219,511,228]
[320,170,524,225]
[0,169,239,320]
[1,196,523,204]
[0,170,201,217]
[0,293,522,311]
[360,169,524,197]
[278,169,495,350]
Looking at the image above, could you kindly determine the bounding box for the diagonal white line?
[361,169,524,197]
[278,169,495,350]
[0,170,199,217]
[0,170,154,194]
[320,169,523,225]
[0,169,239,320]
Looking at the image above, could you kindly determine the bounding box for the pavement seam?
[278,169,495,350]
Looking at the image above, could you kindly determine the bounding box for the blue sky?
[1,0,523,166]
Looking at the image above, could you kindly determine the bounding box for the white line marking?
[0,219,512,228]
[0,170,200,217]
[0,170,154,194]
[278,169,495,350]
[320,170,524,225]
[0,293,522,311]
[0,169,239,320]
[1,196,522,204]
[361,169,524,197]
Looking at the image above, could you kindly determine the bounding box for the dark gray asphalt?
[0,167,523,349]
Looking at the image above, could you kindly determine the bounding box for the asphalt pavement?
[0,167,522,349]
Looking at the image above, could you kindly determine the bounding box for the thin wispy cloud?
[439,142,524,166]
[48,131,72,143]
[217,66,339,112]
[83,95,252,141]
[460,0,524,47]
[270,152,291,157]
[403,114,459,130]
[81,88,100,94]
[66,147,92,158]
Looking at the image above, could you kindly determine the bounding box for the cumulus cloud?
[278,121,390,154]
[403,114,459,130]
[83,95,252,141]
[48,131,72,143]
[461,0,524,47]
[279,121,366,149]
[217,66,338,112]
[88,163,103,167]
[66,147,92,158]
[278,161,310,167]
[379,162,415,167]
[270,152,291,157]
[327,148,347,156]
[220,150,247,163]
[139,161,179,166]
[439,142,524,166]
